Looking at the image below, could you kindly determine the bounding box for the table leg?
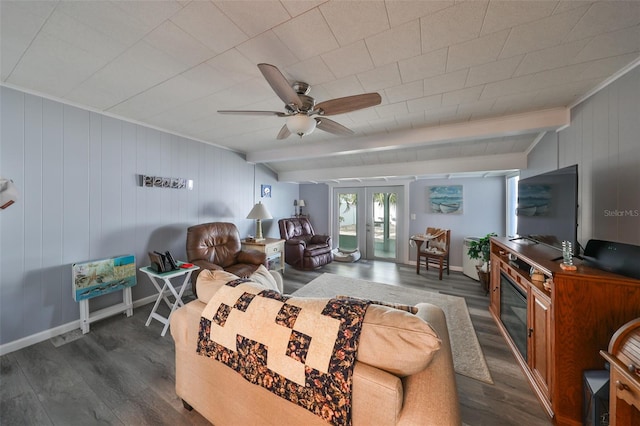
[146,280,169,327]
[159,271,193,336]
[124,287,133,317]
[415,240,424,274]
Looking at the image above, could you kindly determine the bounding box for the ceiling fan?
[218,63,382,139]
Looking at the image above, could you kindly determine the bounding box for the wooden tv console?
[489,237,640,426]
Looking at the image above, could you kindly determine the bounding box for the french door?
[334,186,404,262]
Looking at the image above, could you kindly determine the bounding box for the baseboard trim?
[0,293,163,356]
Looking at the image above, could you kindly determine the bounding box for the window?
[506,174,519,237]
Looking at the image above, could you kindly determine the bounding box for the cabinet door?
[529,286,552,399]
[489,256,501,318]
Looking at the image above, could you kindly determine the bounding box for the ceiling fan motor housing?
[286,92,315,114]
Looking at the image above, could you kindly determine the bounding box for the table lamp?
[298,199,306,216]
[247,201,272,241]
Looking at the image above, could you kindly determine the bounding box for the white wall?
[300,184,330,235]
[408,177,505,268]
[0,87,298,348]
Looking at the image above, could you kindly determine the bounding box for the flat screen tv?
[516,164,579,255]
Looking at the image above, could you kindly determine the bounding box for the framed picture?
[261,184,271,198]
[429,185,463,214]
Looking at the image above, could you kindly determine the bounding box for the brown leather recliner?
[186,222,266,296]
[278,217,333,270]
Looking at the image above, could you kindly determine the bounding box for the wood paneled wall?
[0,87,297,347]
[527,67,640,246]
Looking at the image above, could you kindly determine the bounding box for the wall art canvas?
[261,184,272,198]
[429,185,463,214]
[72,255,136,301]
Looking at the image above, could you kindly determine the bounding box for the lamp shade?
[247,201,272,241]
[246,201,272,220]
[298,199,306,207]
[286,114,316,137]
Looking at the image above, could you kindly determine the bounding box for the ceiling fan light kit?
[286,114,317,138]
[218,63,381,140]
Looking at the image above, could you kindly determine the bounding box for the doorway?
[334,186,404,262]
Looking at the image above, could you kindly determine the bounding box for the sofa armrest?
[397,303,461,425]
[237,249,267,265]
[310,234,331,245]
[192,259,223,272]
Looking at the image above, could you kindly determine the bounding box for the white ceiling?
[2,0,639,183]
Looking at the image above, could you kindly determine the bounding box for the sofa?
[186,222,267,295]
[278,217,333,270]
[170,268,461,425]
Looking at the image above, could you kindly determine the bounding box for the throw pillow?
[358,304,442,376]
[249,264,281,292]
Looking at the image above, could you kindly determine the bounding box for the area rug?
[292,273,493,384]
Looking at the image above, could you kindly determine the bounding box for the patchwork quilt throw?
[197,278,370,426]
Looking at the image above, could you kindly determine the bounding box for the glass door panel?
[333,186,403,262]
[337,191,359,251]
[368,189,399,260]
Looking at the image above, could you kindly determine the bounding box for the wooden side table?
[242,238,285,274]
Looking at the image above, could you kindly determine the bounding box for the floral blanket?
[197,278,370,426]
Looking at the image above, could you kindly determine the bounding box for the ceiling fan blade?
[218,110,287,117]
[315,117,354,136]
[315,93,381,116]
[258,63,303,109]
[277,124,291,140]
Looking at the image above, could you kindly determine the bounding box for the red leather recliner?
[186,222,266,296]
[278,217,333,270]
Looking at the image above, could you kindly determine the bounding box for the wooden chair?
[418,227,451,280]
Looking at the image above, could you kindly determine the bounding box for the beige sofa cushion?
[196,269,240,303]
[196,274,442,378]
[247,264,281,292]
[358,304,442,376]
[196,266,281,304]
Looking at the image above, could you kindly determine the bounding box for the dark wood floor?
[1,260,552,425]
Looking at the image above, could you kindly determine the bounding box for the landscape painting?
[72,255,136,301]
[429,185,463,214]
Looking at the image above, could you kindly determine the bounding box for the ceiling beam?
[277,152,527,183]
[247,108,569,164]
